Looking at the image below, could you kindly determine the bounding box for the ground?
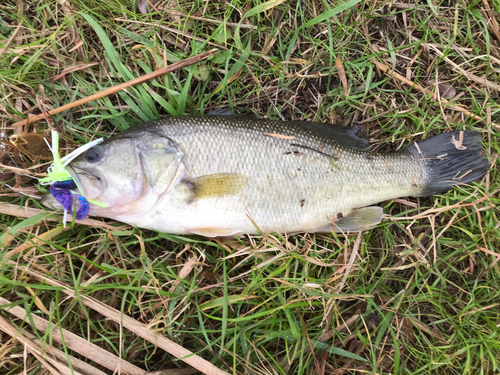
[0,0,499,374]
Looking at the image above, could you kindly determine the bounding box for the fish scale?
[42,115,488,236]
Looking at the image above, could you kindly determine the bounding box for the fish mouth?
[65,165,83,192]
[66,165,104,197]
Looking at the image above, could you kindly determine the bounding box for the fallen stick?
[0,22,22,58]
[0,296,146,375]
[371,59,500,130]
[0,203,130,231]
[12,49,217,128]
[0,315,73,375]
[8,265,232,375]
[419,41,500,91]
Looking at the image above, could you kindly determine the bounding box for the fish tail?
[407,130,489,196]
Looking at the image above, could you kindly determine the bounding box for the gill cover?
[63,130,185,219]
[134,131,185,193]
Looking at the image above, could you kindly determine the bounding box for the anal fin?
[334,206,383,233]
[189,227,242,237]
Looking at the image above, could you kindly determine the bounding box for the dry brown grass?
[1,0,499,374]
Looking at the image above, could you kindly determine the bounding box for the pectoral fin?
[334,206,383,232]
[185,173,247,201]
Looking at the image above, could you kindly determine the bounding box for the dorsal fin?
[207,108,247,117]
[208,108,371,151]
[290,121,370,150]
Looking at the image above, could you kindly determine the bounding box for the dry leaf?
[336,55,349,96]
[246,0,288,15]
[371,58,500,129]
[25,286,50,315]
[68,40,84,52]
[481,0,500,43]
[451,132,467,151]
[6,226,68,259]
[51,62,99,82]
[436,82,457,99]
[227,67,243,84]
[0,316,66,375]
[138,0,160,14]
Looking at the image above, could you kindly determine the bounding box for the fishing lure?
[50,181,89,220]
[6,133,53,160]
[39,130,107,226]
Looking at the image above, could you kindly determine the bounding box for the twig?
[371,59,500,129]
[166,10,258,29]
[0,315,71,375]
[0,296,145,375]
[296,308,322,375]
[335,232,362,293]
[11,49,217,128]
[371,59,433,96]
[0,203,130,231]
[7,266,232,375]
[481,0,500,44]
[115,19,229,51]
[0,23,22,58]
[477,245,500,278]
[422,42,500,91]
[389,189,498,221]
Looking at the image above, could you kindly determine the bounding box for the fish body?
[42,116,489,236]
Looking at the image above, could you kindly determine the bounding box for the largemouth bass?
[42,116,489,237]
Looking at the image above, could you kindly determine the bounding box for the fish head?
[69,137,141,208]
[43,130,185,220]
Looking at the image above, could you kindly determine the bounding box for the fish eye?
[85,146,104,163]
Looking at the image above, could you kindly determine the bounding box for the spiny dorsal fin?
[206,110,371,151]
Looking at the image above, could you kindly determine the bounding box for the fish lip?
[65,165,81,190]
[66,165,101,194]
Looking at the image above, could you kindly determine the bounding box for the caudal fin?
[407,130,489,197]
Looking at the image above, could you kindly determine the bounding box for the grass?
[1,0,500,374]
